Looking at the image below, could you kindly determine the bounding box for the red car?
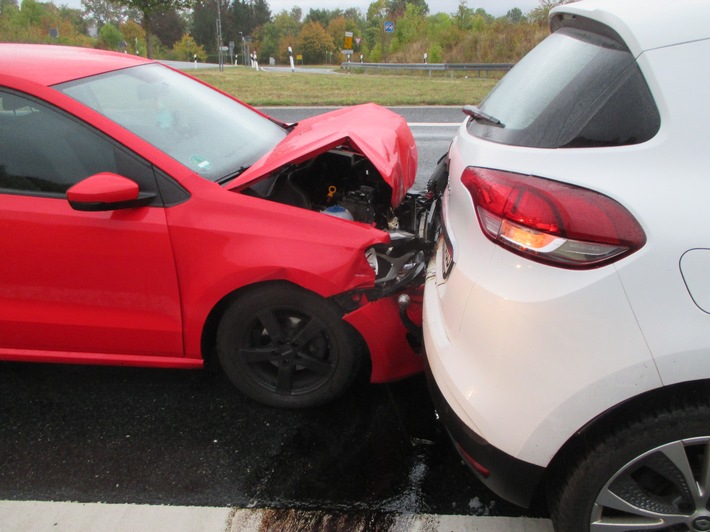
[0,44,438,408]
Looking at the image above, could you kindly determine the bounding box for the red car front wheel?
[217,284,362,408]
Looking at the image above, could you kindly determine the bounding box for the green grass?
[187,66,497,107]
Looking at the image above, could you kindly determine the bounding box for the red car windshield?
[56,63,287,182]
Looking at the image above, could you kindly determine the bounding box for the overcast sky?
[54,0,542,19]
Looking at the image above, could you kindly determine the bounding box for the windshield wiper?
[267,115,296,131]
[216,165,250,185]
[463,105,505,128]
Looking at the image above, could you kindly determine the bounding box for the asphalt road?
[0,362,543,519]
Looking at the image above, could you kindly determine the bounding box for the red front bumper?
[343,291,423,383]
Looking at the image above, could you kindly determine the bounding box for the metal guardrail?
[341,62,514,77]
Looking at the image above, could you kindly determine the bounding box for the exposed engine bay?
[243,147,444,299]
[246,150,410,230]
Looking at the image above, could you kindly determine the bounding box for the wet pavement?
[0,362,545,519]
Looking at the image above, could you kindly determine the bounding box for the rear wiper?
[463,105,505,128]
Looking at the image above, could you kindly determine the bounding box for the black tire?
[551,402,710,531]
[216,284,361,409]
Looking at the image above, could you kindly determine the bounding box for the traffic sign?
[384,21,394,33]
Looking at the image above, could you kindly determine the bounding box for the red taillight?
[461,167,646,269]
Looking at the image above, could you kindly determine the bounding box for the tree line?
[0,0,572,65]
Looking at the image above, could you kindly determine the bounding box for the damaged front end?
[231,104,443,297]
[230,104,445,379]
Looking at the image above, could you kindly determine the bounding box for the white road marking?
[408,122,460,127]
[0,501,554,532]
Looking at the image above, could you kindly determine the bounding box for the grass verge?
[187,66,497,107]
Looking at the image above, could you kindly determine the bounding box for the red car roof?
[0,43,151,86]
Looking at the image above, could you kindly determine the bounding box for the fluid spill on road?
[253,509,397,531]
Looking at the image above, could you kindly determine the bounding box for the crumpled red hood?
[229,103,418,206]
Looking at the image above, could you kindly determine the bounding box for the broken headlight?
[366,232,429,296]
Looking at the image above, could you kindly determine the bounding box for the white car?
[422,0,710,529]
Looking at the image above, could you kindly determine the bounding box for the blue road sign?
[384,21,394,33]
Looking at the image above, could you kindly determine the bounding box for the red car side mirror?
[67,173,155,211]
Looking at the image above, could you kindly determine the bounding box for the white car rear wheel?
[552,402,710,531]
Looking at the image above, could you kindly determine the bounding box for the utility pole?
[239,32,244,66]
[216,0,224,71]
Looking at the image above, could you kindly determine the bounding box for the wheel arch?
[539,378,710,507]
[199,280,370,371]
